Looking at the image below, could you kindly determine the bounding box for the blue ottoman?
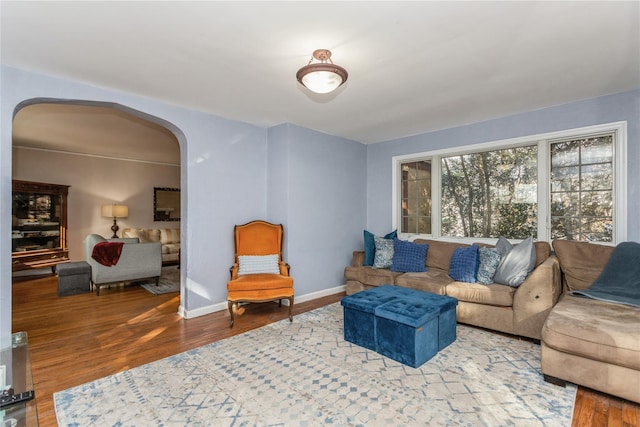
[340,286,398,350]
[401,291,458,351]
[375,299,440,368]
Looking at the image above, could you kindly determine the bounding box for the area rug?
[54,303,576,426]
[139,266,180,294]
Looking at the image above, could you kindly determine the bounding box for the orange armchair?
[227,220,294,327]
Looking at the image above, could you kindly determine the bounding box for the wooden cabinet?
[12,180,70,272]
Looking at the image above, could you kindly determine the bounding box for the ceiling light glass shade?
[296,49,348,94]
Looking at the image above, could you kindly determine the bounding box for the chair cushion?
[238,254,280,275]
[227,274,293,292]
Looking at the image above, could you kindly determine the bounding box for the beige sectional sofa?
[344,239,562,340]
[541,240,640,403]
[122,228,180,265]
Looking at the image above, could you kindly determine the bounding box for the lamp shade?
[102,204,129,218]
[296,49,348,94]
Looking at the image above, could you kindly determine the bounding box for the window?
[393,122,626,243]
[550,135,613,242]
[400,161,432,234]
[441,146,538,239]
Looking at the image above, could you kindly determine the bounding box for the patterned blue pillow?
[449,244,480,283]
[373,236,395,269]
[477,247,502,285]
[390,239,428,272]
[364,229,397,266]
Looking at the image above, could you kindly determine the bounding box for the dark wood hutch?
[11,180,70,272]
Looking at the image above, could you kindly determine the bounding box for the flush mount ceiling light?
[296,49,348,94]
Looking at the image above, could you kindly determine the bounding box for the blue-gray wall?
[0,66,366,344]
[366,90,640,240]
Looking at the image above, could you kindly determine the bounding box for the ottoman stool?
[375,299,440,368]
[340,286,398,350]
[57,261,91,296]
[404,291,458,351]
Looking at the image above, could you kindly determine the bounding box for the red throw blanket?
[91,241,125,267]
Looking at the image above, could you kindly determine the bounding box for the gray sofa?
[84,234,162,295]
[541,240,640,403]
[344,239,561,340]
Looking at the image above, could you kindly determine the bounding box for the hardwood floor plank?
[11,273,640,426]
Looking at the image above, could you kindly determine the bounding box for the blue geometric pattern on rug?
[54,303,575,426]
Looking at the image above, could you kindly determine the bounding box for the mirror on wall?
[154,187,180,221]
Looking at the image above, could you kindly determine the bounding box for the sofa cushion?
[477,247,501,285]
[364,229,397,266]
[160,228,180,245]
[373,236,394,269]
[162,243,180,255]
[449,244,479,282]
[344,266,404,286]
[414,239,466,271]
[542,295,640,371]
[391,239,428,273]
[445,282,515,307]
[493,237,536,287]
[394,269,451,295]
[552,240,614,291]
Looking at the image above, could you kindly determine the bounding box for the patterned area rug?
[139,266,180,294]
[54,303,575,426]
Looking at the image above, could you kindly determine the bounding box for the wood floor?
[11,274,640,427]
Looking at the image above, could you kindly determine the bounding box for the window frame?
[391,121,627,244]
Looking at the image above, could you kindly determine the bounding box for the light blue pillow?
[493,236,537,287]
[477,247,501,285]
[390,239,428,272]
[449,244,480,283]
[373,236,395,269]
[364,229,397,266]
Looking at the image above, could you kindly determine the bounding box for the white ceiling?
[2,1,639,162]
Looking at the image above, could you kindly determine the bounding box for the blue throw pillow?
[373,236,395,269]
[477,247,502,285]
[390,239,428,272]
[364,229,397,266]
[449,244,480,283]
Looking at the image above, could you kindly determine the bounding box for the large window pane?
[401,161,431,234]
[441,146,538,238]
[550,135,613,242]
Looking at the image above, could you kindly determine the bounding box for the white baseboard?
[178,284,346,319]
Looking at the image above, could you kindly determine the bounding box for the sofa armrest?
[88,241,162,284]
[352,251,365,267]
[512,255,562,336]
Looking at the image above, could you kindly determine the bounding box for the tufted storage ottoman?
[375,299,440,367]
[57,261,91,296]
[341,285,398,350]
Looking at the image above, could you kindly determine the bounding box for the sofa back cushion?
[160,228,180,245]
[552,239,614,291]
[122,228,161,243]
[414,239,466,271]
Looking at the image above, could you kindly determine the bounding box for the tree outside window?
[401,160,431,234]
[441,146,538,239]
[550,135,613,242]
